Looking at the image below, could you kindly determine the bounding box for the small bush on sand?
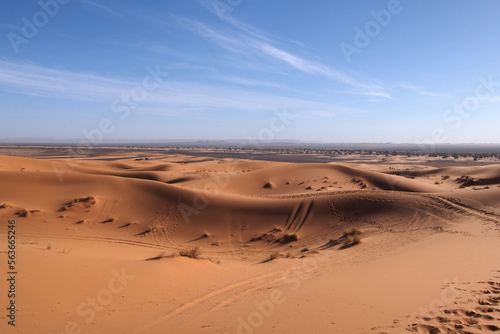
[279,233,298,243]
[263,182,275,189]
[16,209,39,217]
[342,227,362,246]
[16,209,28,217]
[146,251,177,261]
[262,252,280,263]
[179,246,201,259]
[60,196,96,211]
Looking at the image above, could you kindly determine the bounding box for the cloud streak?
[174,15,390,98]
[0,60,367,117]
[78,0,124,18]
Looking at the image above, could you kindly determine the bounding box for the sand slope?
[0,152,499,333]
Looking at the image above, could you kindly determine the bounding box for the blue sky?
[1,0,500,144]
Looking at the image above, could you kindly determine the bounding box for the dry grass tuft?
[342,227,362,247]
[263,252,280,263]
[0,203,12,209]
[60,196,96,211]
[179,246,201,259]
[16,209,40,217]
[263,182,275,189]
[146,251,177,261]
[279,233,298,243]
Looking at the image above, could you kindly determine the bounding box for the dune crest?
[1,149,499,333]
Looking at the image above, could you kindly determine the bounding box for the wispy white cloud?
[217,76,288,90]
[174,15,390,98]
[399,83,449,98]
[0,60,368,117]
[78,0,123,18]
[0,60,128,100]
[419,91,449,98]
[173,16,247,54]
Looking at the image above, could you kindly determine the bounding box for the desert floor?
[0,146,499,333]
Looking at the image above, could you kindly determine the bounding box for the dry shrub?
[342,227,362,246]
[60,196,96,211]
[146,251,177,261]
[179,246,201,259]
[263,182,275,189]
[263,252,280,263]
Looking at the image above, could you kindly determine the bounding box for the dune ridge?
[0,150,499,333]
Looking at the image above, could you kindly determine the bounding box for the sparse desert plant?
[279,233,298,243]
[342,227,362,246]
[202,231,210,238]
[442,175,450,180]
[263,182,275,189]
[60,196,96,211]
[345,234,361,245]
[456,175,474,187]
[16,209,39,217]
[264,252,280,262]
[250,232,275,242]
[146,251,177,261]
[0,203,12,209]
[179,246,201,259]
[16,209,28,217]
[343,227,361,237]
[46,241,54,250]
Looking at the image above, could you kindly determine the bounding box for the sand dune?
[0,150,499,333]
